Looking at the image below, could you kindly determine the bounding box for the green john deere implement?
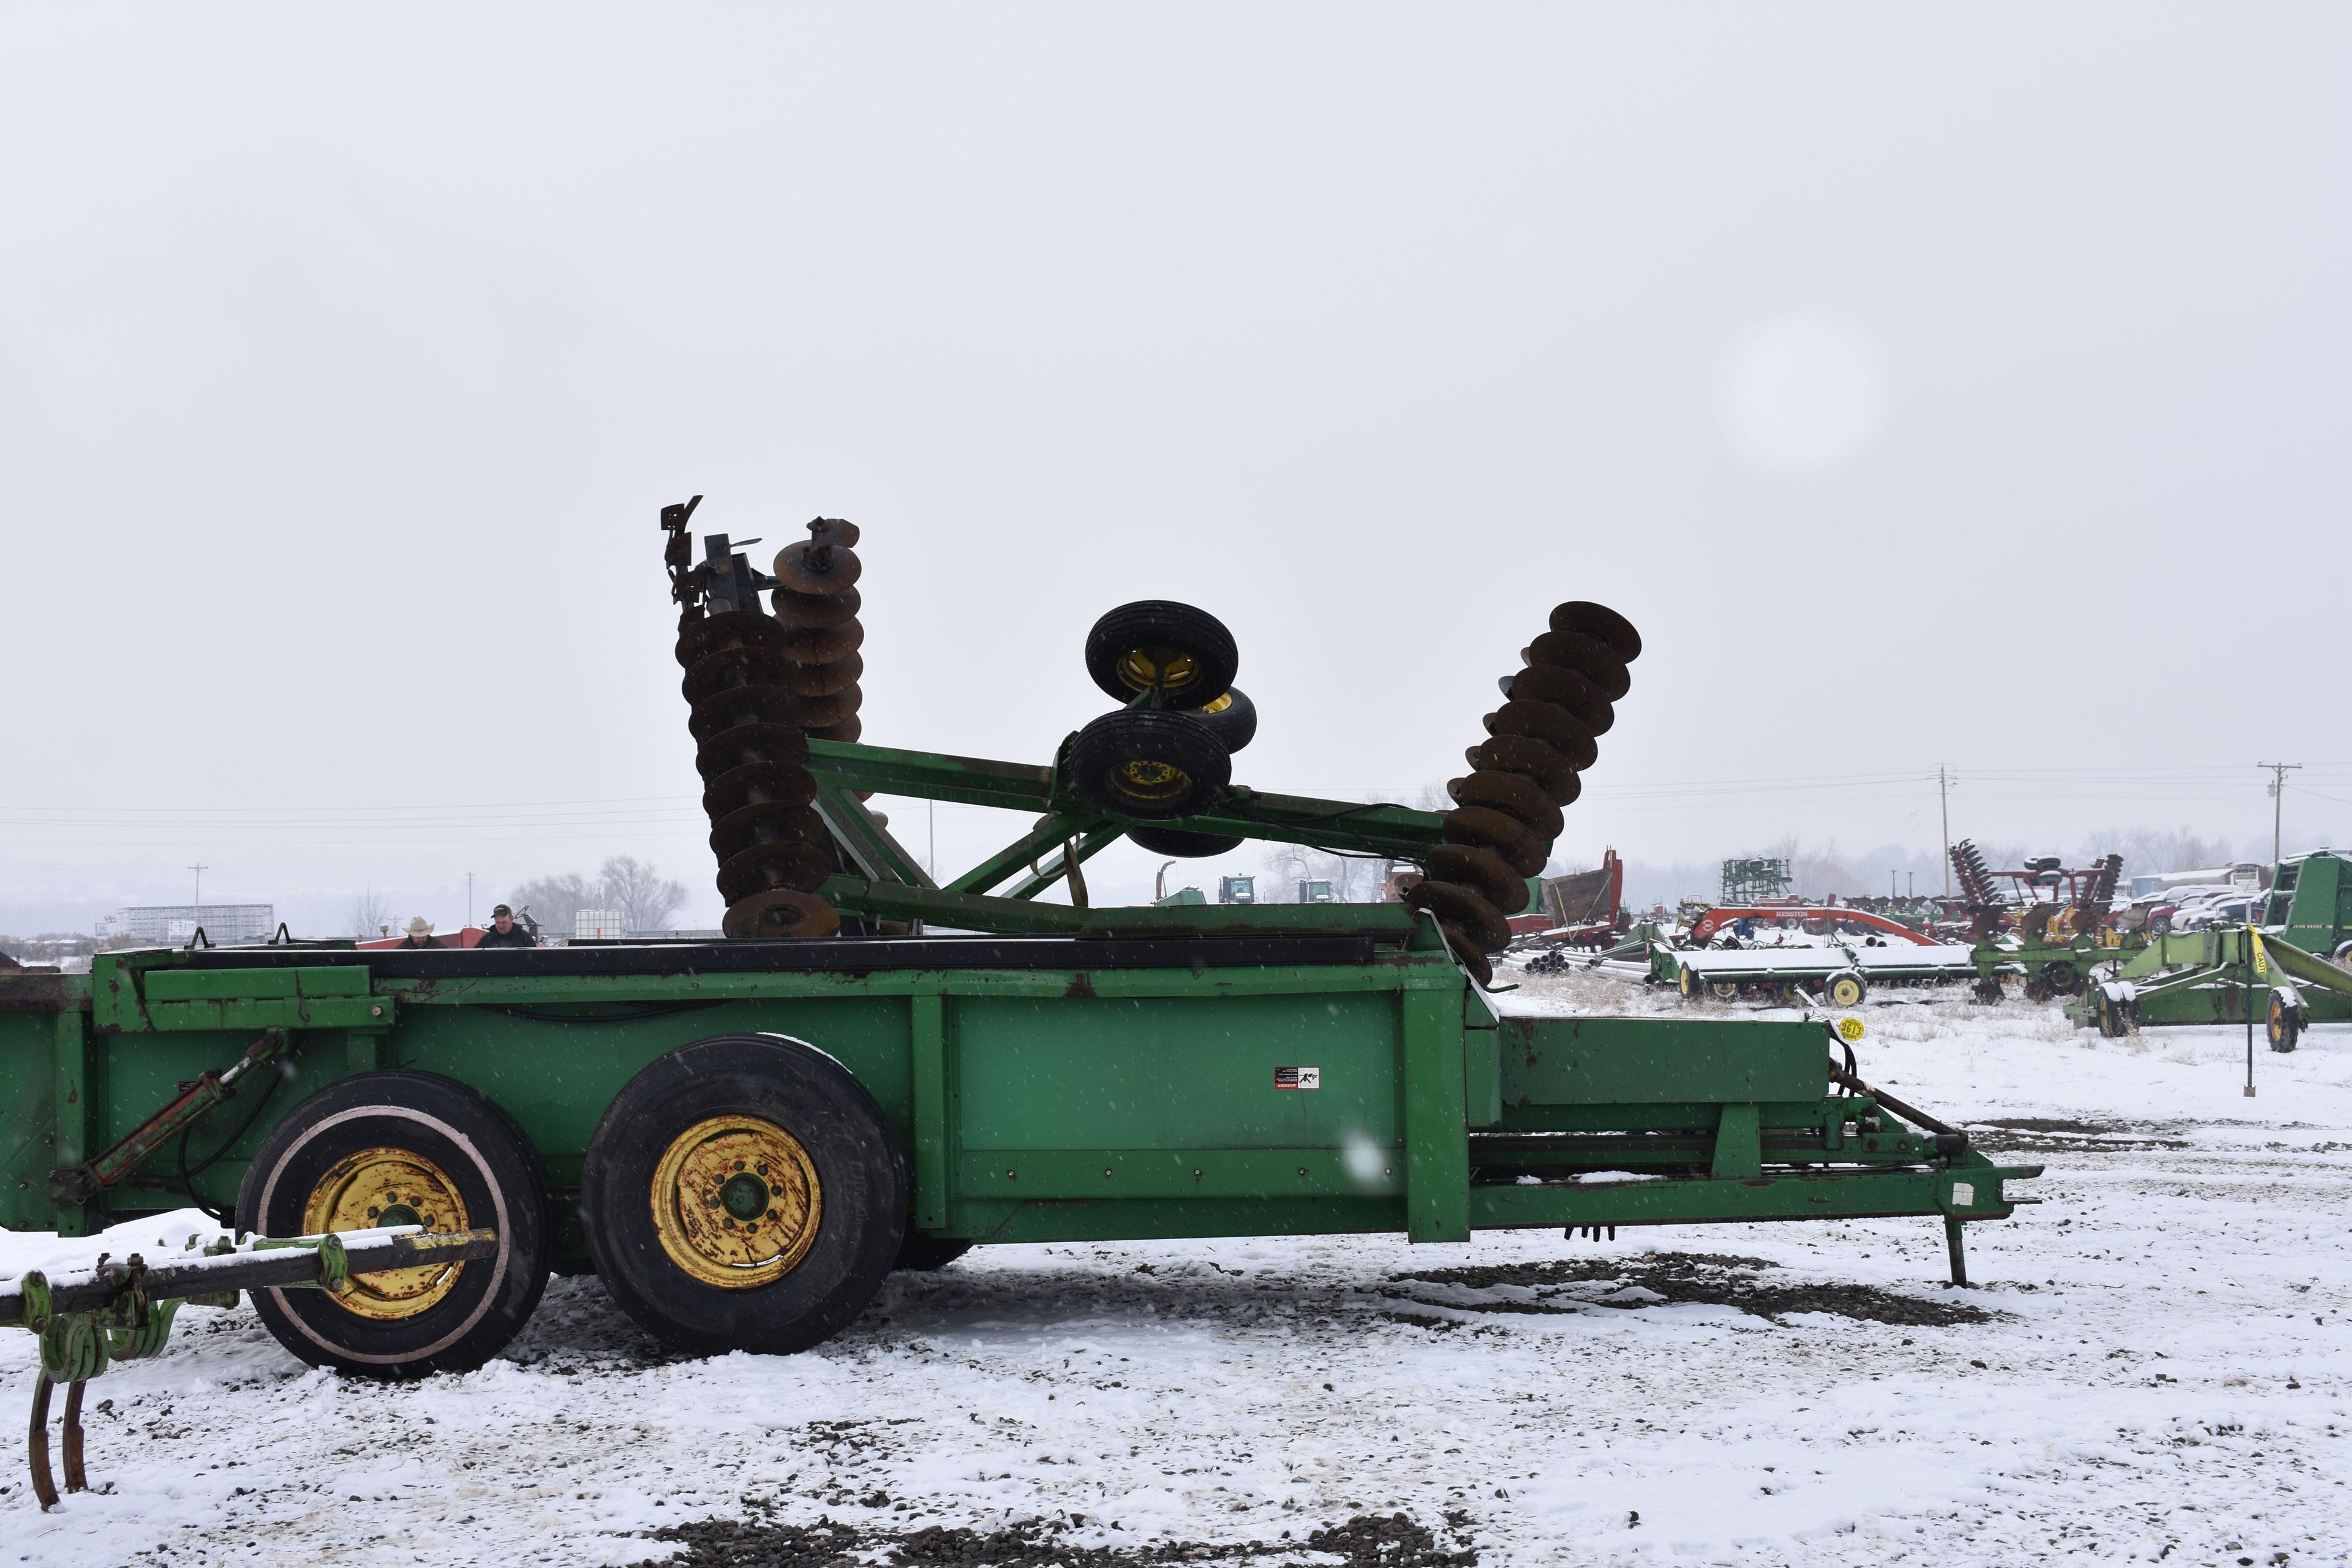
[2067,851,2352,1047]
[0,501,2039,1506]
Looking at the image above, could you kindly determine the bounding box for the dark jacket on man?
[475,924,537,949]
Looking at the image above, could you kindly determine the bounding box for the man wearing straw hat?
[396,916,444,950]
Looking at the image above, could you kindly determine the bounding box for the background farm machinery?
[2067,850,2352,1047]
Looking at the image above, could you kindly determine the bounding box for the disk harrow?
[663,497,860,940]
[1408,603,1642,984]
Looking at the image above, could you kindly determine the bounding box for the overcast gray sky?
[3,5,2346,933]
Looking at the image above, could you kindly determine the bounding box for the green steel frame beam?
[804,739,1452,915]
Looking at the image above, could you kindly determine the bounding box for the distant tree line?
[508,856,690,937]
[344,858,691,940]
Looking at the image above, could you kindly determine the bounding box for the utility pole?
[188,863,208,912]
[1936,767,1956,897]
[467,872,475,929]
[2259,763,2301,866]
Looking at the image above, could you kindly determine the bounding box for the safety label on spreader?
[1274,1066,1322,1090]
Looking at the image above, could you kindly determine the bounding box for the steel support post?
[910,993,952,1231]
[51,1012,93,1238]
[1401,983,1469,1243]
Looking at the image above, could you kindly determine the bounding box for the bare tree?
[349,884,393,940]
[600,856,689,933]
[509,872,602,939]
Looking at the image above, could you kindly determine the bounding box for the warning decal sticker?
[1274,1066,1322,1090]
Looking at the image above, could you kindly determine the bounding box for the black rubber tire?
[1127,825,1248,858]
[1083,601,1239,709]
[1193,688,1257,753]
[581,1034,905,1357]
[235,1070,551,1379]
[2267,994,2301,1054]
[894,1235,975,1273]
[1069,710,1232,820]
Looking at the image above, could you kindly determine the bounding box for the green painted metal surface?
[0,939,2034,1268]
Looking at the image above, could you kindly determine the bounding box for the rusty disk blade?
[1425,843,1532,915]
[1526,630,1630,701]
[702,761,821,820]
[1445,771,1565,843]
[772,540,862,596]
[806,715,863,744]
[723,889,842,940]
[777,619,864,663]
[708,801,829,861]
[680,646,800,706]
[1548,601,1642,663]
[1402,879,1513,952]
[1441,805,1551,878]
[717,840,835,902]
[688,687,818,742]
[695,722,812,780]
[674,610,788,669]
[1464,736,1581,805]
[805,516,861,549]
[770,584,862,628]
[1502,664,1615,734]
[779,650,864,699]
[791,684,863,729]
[1482,701,1599,772]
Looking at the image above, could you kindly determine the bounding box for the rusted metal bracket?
[47,1030,288,1206]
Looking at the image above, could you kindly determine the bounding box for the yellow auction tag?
[1836,1017,1866,1044]
[2250,927,2269,978]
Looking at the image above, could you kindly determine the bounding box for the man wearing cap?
[476,903,537,949]
[396,916,444,949]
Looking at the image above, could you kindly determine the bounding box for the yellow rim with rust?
[1115,647,1200,696]
[649,1115,822,1290]
[302,1147,470,1320]
[1117,758,1189,793]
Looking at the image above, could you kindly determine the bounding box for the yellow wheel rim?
[1117,758,1189,791]
[302,1147,470,1320]
[1830,978,1861,1005]
[649,1115,822,1290]
[1115,647,1201,696]
[1199,692,1234,715]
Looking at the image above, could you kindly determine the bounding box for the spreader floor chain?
[1405,602,1642,984]
[664,498,865,939]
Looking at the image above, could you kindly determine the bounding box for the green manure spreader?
[0,501,2038,1505]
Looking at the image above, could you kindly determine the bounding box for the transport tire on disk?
[581,1034,905,1355]
[1126,825,1248,858]
[1083,601,1239,709]
[1193,688,1257,753]
[1069,710,1232,820]
[235,1070,551,1378]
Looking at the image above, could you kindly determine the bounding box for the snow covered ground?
[3,979,2348,1567]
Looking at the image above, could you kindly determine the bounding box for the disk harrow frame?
[799,736,1458,940]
